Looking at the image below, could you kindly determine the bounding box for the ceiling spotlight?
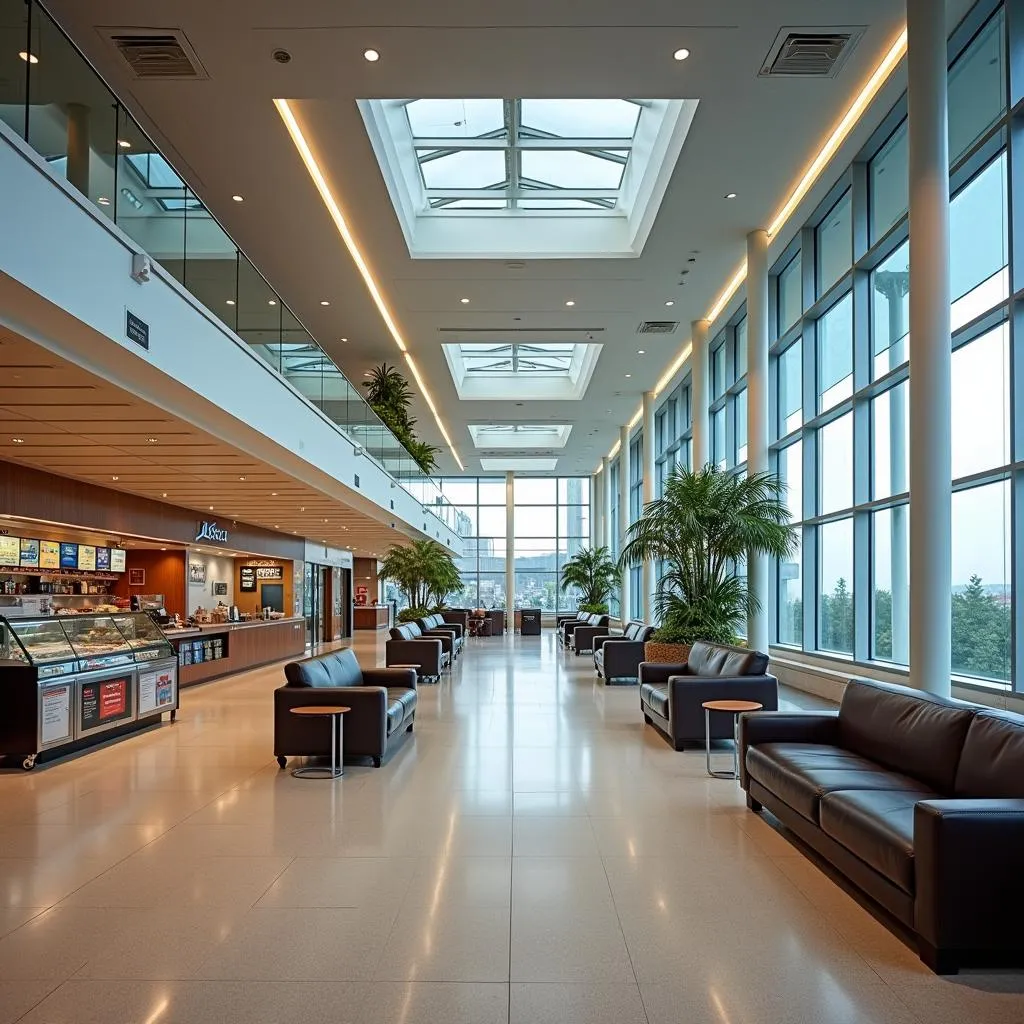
[226,299,235,305]
[209,506,214,511]
[97,197,111,206]
[300,506,306,511]
[271,491,278,496]
[665,300,675,307]
[147,437,159,443]
[320,300,330,306]
[363,48,380,62]
[341,337,348,342]
[161,547,167,552]
[117,139,131,149]
[18,51,39,64]
[725,192,737,199]
[275,525,280,529]
[625,374,632,378]
[238,475,246,481]
[565,300,575,307]
[11,438,24,444]
[268,299,277,305]
[363,371,372,377]
[231,194,244,202]
[112,475,119,481]
[162,492,168,498]
[638,349,645,355]
[673,48,690,61]
[460,298,470,304]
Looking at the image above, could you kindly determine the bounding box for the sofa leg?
[372,756,382,768]
[276,755,287,770]
[673,739,687,752]
[406,723,414,733]
[745,794,762,813]
[919,942,959,975]
[643,714,652,724]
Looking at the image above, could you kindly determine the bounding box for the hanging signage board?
[19,538,39,567]
[59,543,78,569]
[195,521,229,544]
[39,541,60,569]
[255,566,283,581]
[0,536,19,567]
[78,545,97,571]
[95,547,111,571]
[109,548,126,573]
[239,566,257,592]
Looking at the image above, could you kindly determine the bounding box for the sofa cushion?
[406,621,424,638]
[640,682,670,719]
[954,710,1024,798]
[746,743,932,823]
[838,679,975,794]
[820,788,936,894]
[688,641,768,677]
[285,648,362,688]
[637,625,655,642]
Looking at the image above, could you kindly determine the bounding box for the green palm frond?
[559,546,621,607]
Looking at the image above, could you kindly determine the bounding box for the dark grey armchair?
[594,622,655,681]
[386,624,449,681]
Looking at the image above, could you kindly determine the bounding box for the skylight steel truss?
[408,99,639,212]
[460,343,577,376]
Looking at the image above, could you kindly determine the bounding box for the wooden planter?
[643,641,692,664]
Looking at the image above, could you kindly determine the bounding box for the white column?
[642,391,656,623]
[505,471,516,620]
[907,0,952,696]
[592,469,603,549]
[619,425,631,622]
[66,103,91,197]
[746,228,770,654]
[691,319,711,469]
[602,456,613,551]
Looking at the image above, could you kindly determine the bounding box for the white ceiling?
[43,0,973,476]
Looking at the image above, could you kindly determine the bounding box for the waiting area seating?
[594,621,655,681]
[387,623,451,680]
[274,648,417,768]
[416,613,465,657]
[741,677,1024,974]
[559,611,610,649]
[639,641,778,750]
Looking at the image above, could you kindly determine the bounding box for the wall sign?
[189,562,207,584]
[255,566,284,581]
[0,536,18,567]
[128,568,146,587]
[126,310,150,350]
[212,581,228,596]
[239,566,257,592]
[195,520,229,543]
[109,548,126,573]
[19,539,39,567]
[59,542,78,569]
[39,541,60,569]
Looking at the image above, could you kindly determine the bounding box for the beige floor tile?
[513,790,589,816]
[360,982,508,1024]
[512,856,614,909]
[510,981,648,1024]
[0,980,61,1024]
[404,856,511,908]
[256,855,417,908]
[512,816,599,856]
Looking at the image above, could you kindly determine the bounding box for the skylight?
[468,424,573,449]
[359,96,697,258]
[461,343,576,376]
[443,341,601,401]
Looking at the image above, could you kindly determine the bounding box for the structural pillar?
[602,456,613,551]
[746,228,770,654]
[907,0,952,696]
[66,103,91,197]
[505,471,516,622]
[690,319,711,469]
[618,425,631,622]
[642,391,656,623]
[593,468,603,549]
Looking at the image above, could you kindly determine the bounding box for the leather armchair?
[274,649,416,768]
[559,611,588,646]
[573,622,610,654]
[441,610,469,636]
[403,620,456,661]
[387,625,448,681]
[417,614,464,656]
[594,623,655,681]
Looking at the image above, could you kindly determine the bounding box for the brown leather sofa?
[386,623,450,681]
[740,677,1024,974]
[639,641,778,750]
[594,622,655,681]
[275,649,416,768]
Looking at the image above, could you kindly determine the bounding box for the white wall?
[186,550,235,615]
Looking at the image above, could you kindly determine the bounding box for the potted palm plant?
[620,464,796,663]
[559,546,621,614]
[379,540,462,622]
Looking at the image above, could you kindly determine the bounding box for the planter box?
[644,641,692,664]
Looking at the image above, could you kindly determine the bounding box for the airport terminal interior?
[1,0,1024,1021]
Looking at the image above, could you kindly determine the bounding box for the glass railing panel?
[237,254,282,372]
[183,189,239,334]
[0,2,29,139]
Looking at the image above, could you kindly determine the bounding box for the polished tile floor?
[0,632,1021,1023]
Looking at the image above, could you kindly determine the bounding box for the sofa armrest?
[419,629,454,656]
[275,683,386,713]
[573,625,609,652]
[386,638,443,674]
[363,666,417,690]
[914,799,1024,956]
[593,633,624,653]
[638,661,688,684]
[603,640,647,678]
[738,710,839,789]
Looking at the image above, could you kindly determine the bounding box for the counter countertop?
[162,616,304,637]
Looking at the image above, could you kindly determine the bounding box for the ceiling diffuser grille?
[637,321,679,335]
[760,28,863,78]
[108,31,207,79]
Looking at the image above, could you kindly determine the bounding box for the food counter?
[0,612,179,769]
[354,606,390,631]
[163,616,306,687]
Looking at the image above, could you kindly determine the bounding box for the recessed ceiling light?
[363,48,380,62]
[226,299,236,306]
[665,300,675,307]
[97,197,110,206]
[673,48,690,61]
[238,475,246,481]
[341,337,348,342]
[320,300,330,306]
[625,374,632,378]
[231,194,244,202]
[147,437,158,443]
[300,506,306,511]
[18,51,39,64]
[323,518,328,523]
[638,349,645,355]
[363,371,372,377]
[271,491,278,496]
[209,506,214,511]
[268,299,277,306]
[162,492,168,498]
[275,525,279,529]
[112,475,119,481]
[117,139,131,149]
[460,298,470,304]
[565,300,575,307]
[11,438,23,444]
[725,192,737,199]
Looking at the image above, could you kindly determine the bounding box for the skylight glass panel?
[459,343,577,376]
[519,99,640,139]
[419,149,506,189]
[126,152,185,189]
[517,198,614,209]
[430,198,509,209]
[407,99,505,138]
[520,150,627,189]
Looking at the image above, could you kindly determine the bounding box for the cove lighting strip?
[601,26,910,469]
[274,98,464,470]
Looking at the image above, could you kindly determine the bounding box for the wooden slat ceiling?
[0,329,406,557]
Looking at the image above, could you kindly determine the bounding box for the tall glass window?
[819,519,854,656]
[778,255,803,335]
[817,191,852,294]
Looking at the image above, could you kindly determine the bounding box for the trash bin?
[520,608,542,636]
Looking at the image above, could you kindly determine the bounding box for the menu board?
[255,566,284,581]
[95,547,110,571]
[59,543,78,569]
[40,684,72,744]
[78,545,97,571]
[239,566,257,592]
[139,667,176,716]
[39,541,60,569]
[80,675,133,732]
[20,539,39,567]
[0,536,19,567]
[109,548,126,573]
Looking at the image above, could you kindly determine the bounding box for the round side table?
[701,700,763,780]
[289,706,349,779]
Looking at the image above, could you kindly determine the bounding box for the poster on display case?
[40,685,72,745]
[0,536,19,566]
[109,548,126,573]
[39,541,60,569]
[19,539,39,567]
[80,675,133,732]
[78,545,96,571]
[59,543,78,569]
[138,667,176,716]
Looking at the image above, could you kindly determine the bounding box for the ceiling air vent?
[637,321,679,335]
[760,27,864,78]
[108,30,208,79]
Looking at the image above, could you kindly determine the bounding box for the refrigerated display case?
[0,612,178,769]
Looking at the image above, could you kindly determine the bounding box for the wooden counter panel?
[173,618,305,687]
[354,606,390,630]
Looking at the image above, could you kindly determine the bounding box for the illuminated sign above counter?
[0,534,125,574]
[195,521,229,544]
